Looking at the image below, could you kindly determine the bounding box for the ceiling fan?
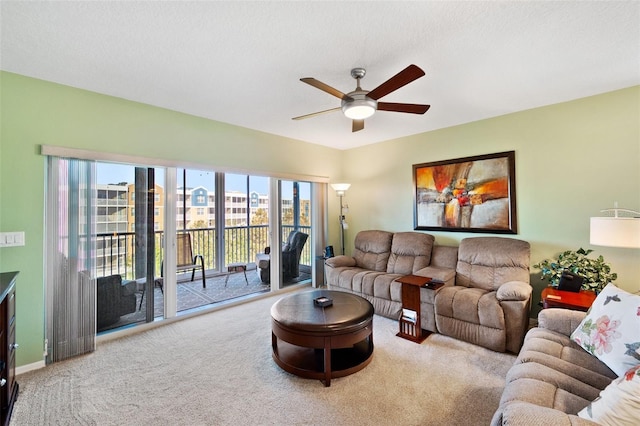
[292,64,430,132]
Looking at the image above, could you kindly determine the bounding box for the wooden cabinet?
[0,272,18,426]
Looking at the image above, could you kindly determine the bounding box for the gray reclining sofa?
[325,229,532,353]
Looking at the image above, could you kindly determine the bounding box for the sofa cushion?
[435,286,507,352]
[329,267,379,293]
[386,232,434,275]
[570,283,640,377]
[578,364,640,424]
[429,245,458,269]
[436,286,505,329]
[415,266,457,287]
[351,269,385,295]
[352,230,393,272]
[456,237,530,291]
[372,274,403,302]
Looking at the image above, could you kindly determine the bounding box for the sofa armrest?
[496,281,532,302]
[325,255,357,268]
[496,401,598,425]
[538,308,587,337]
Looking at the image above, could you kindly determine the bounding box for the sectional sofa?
[327,230,640,424]
[324,229,532,353]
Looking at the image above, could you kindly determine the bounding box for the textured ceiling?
[1,1,639,150]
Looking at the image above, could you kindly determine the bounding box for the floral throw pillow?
[577,364,640,424]
[570,283,640,377]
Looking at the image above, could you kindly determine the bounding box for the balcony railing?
[96,225,311,281]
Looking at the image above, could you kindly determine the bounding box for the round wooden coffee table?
[271,290,374,386]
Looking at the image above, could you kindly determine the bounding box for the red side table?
[541,287,597,312]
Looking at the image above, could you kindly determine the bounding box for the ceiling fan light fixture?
[341,94,377,120]
[343,103,375,119]
[295,64,427,132]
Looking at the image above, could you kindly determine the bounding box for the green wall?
[0,72,341,366]
[341,86,640,312]
[1,71,639,368]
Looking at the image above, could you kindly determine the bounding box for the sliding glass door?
[95,163,161,332]
[93,166,321,326]
[223,174,270,294]
[48,158,324,343]
[164,170,273,314]
[277,180,312,289]
[43,144,328,350]
[173,169,218,312]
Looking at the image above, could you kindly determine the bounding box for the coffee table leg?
[324,338,331,387]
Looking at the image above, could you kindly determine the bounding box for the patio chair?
[97,274,137,330]
[161,233,206,288]
[255,230,308,283]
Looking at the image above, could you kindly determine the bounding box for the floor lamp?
[331,183,351,255]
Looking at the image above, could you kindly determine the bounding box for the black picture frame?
[413,151,517,234]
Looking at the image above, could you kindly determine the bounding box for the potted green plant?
[533,248,617,293]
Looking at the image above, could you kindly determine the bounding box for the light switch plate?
[0,232,25,247]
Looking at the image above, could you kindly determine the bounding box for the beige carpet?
[12,291,515,425]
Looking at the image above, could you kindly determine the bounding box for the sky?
[96,162,307,198]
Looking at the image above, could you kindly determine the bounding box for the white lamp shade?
[331,183,351,192]
[590,217,640,248]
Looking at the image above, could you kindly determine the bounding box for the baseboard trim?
[16,360,46,376]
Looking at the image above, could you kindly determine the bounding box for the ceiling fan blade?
[352,119,364,132]
[292,107,341,121]
[300,78,352,100]
[366,64,425,100]
[377,102,431,114]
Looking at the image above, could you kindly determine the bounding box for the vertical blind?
[45,157,96,363]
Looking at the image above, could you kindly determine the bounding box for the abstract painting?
[413,151,517,233]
